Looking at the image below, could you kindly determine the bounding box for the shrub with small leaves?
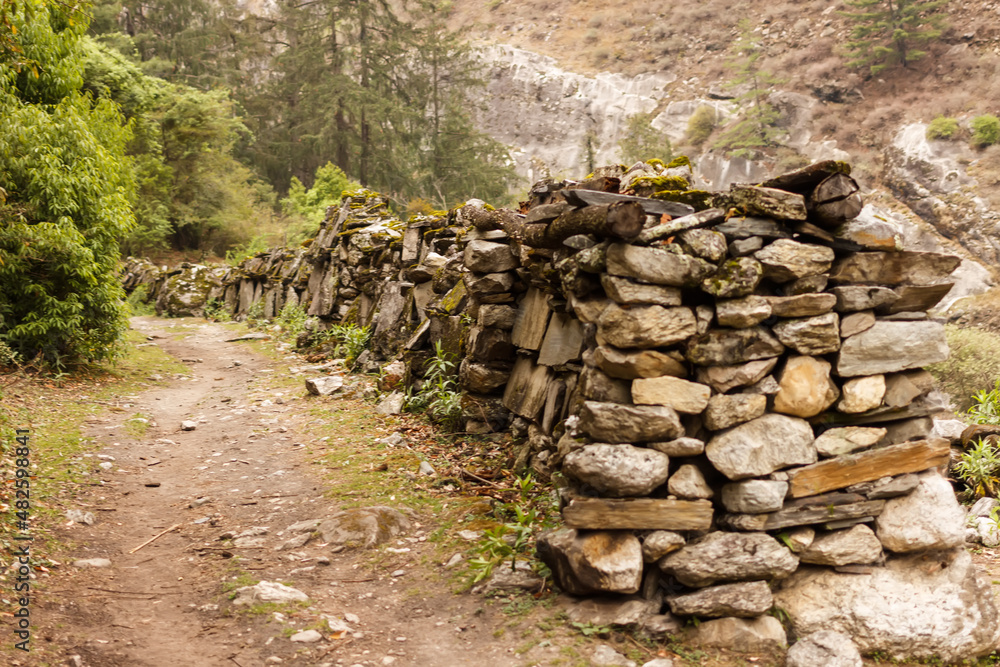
[972,114,1000,148]
[686,104,718,146]
[926,115,959,140]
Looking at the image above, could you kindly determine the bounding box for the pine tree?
[841,0,948,74]
[713,20,785,159]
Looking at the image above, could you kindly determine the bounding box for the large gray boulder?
[837,321,949,377]
[563,444,670,497]
[774,549,1000,661]
[875,472,965,553]
[705,413,816,480]
[659,532,798,587]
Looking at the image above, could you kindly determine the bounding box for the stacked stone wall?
[122,160,999,660]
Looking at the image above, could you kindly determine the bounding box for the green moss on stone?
[652,189,713,210]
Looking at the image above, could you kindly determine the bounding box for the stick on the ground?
[128,523,182,554]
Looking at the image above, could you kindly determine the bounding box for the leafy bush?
[468,474,556,584]
[926,115,960,140]
[319,324,371,365]
[203,298,231,322]
[955,439,1000,498]
[972,114,1000,148]
[927,325,1000,411]
[0,1,135,367]
[226,235,271,267]
[686,104,717,146]
[281,163,361,241]
[126,285,156,317]
[274,302,308,337]
[406,341,462,429]
[968,380,1000,426]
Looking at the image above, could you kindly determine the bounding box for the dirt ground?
[2,317,695,667]
[4,316,998,667]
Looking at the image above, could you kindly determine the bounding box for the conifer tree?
[713,20,785,159]
[841,0,948,74]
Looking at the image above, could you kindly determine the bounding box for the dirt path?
[22,317,593,667]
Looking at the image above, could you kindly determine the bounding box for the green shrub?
[406,341,462,429]
[203,298,231,322]
[126,285,156,317]
[686,104,717,146]
[274,302,308,337]
[319,324,371,365]
[972,114,1000,148]
[926,115,960,140]
[0,1,136,368]
[926,325,1000,411]
[968,380,1000,426]
[955,438,1000,498]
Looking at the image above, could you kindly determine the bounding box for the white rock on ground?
[289,629,323,643]
[691,615,787,652]
[232,581,309,605]
[590,644,636,667]
[785,630,862,667]
[72,558,112,568]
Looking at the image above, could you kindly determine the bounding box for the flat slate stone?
[765,293,837,318]
[686,327,785,366]
[579,400,685,442]
[669,580,773,618]
[772,312,841,355]
[754,239,835,282]
[832,286,900,312]
[606,243,715,287]
[836,321,948,377]
[598,304,697,349]
[716,296,772,328]
[695,358,778,393]
[600,274,682,307]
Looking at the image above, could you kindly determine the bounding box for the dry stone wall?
[122,160,999,660]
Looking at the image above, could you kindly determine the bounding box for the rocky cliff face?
[473,44,996,299]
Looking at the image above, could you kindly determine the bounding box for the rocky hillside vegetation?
[439,2,1000,306]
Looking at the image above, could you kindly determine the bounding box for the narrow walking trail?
[21,318,582,667]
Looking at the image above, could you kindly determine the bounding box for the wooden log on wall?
[562,497,714,530]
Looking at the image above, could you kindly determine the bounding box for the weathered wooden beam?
[720,184,808,221]
[635,208,726,244]
[562,497,714,531]
[786,438,950,499]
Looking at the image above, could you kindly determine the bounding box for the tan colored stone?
[814,427,887,457]
[765,293,837,317]
[774,356,840,418]
[703,394,767,430]
[598,303,697,349]
[695,358,778,393]
[668,464,714,500]
[840,310,875,337]
[632,376,711,414]
[837,375,886,414]
[591,345,688,380]
[716,296,772,328]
